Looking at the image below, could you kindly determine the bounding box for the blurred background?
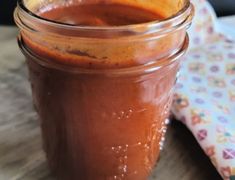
[1,0,235,25]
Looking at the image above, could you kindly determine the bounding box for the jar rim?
[18,34,189,75]
[15,0,194,38]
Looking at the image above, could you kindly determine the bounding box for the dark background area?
[209,0,235,16]
[1,0,235,25]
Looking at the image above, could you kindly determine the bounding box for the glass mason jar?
[14,0,194,179]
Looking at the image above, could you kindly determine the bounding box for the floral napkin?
[172,0,235,179]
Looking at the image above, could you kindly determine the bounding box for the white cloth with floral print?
[172,0,235,179]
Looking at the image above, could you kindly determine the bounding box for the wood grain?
[0,26,222,180]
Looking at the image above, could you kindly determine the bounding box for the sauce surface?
[39,3,162,26]
[21,3,175,69]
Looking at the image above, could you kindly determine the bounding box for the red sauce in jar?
[19,2,185,180]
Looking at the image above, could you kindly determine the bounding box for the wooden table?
[0,26,222,180]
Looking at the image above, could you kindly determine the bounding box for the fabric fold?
[171,0,235,179]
